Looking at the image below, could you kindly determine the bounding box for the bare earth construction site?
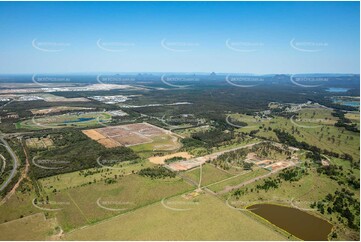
[83,122,180,150]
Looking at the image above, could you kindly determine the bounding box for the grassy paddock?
[182,163,234,187]
[39,160,154,193]
[64,193,286,241]
[0,213,59,240]
[208,168,270,193]
[46,174,192,231]
[231,109,360,160]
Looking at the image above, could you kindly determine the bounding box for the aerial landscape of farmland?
[0,0,359,241]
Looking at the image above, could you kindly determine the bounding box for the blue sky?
[0,1,359,74]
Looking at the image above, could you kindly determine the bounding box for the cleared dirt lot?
[83,122,175,148]
[82,129,106,141]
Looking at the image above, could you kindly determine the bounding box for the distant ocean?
[326,87,350,93]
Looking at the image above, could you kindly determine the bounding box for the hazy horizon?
[0,1,359,74]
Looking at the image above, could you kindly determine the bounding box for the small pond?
[248,203,333,241]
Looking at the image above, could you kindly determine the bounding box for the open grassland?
[210,136,260,154]
[182,163,234,187]
[39,160,154,193]
[0,180,39,224]
[225,168,339,209]
[224,161,359,241]
[17,112,112,130]
[207,168,269,193]
[298,108,338,124]
[45,174,192,231]
[131,134,181,156]
[231,108,360,160]
[174,125,212,137]
[64,193,286,241]
[0,213,59,241]
[345,112,360,129]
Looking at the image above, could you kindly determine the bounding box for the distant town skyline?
[0,1,359,74]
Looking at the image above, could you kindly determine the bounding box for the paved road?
[0,135,19,191]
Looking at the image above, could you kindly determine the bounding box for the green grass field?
[182,164,234,187]
[207,168,270,193]
[0,179,40,224]
[131,134,181,157]
[45,174,192,231]
[224,162,359,241]
[226,168,339,208]
[230,108,360,160]
[64,193,286,241]
[0,213,59,240]
[39,160,154,193]
[17,112,112,130]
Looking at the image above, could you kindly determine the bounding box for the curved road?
[0,135,19,191]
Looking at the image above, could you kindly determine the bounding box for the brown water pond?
[248,203,333,241]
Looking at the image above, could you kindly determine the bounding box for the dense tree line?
[164,156,184,164]
[312,189,360,230]
[191,128,234,148]
[274,129,354,163]
[332,111,359,133]
[256,178,280,191]
[278,168,304,182]
[210,147,248,170]
[138,166,176,179]
[28,129,139,179]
